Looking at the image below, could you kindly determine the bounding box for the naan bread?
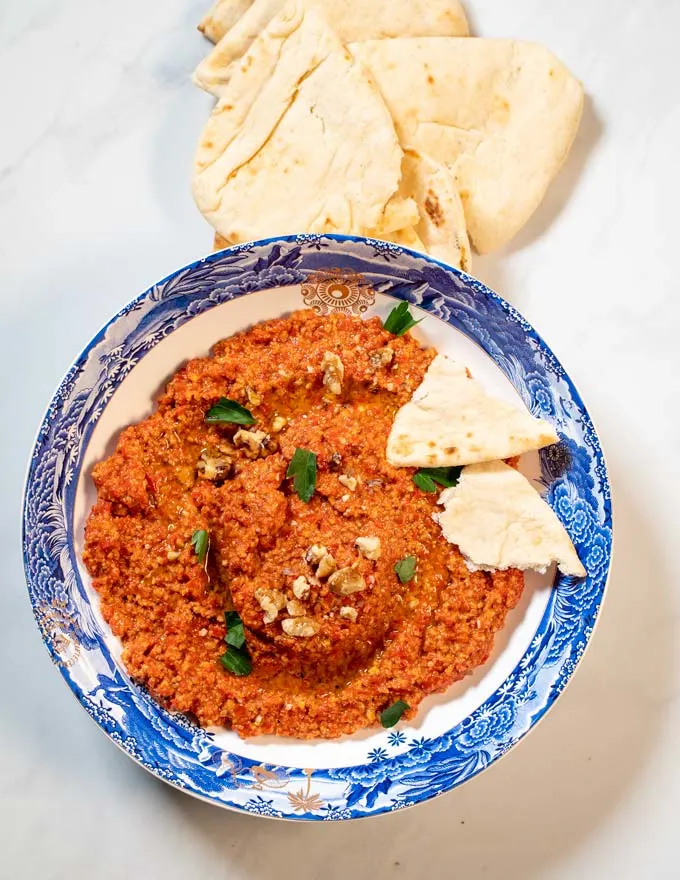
[194,0,469,95]
[434,461,586,577]
[350,38,584,253]
[199,0,255,43]
[386,354,558,467]
[192,2,407,244]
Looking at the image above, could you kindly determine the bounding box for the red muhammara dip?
[84,310,524,738]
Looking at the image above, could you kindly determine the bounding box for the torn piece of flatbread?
[199,0,255,43]
[434,461,586,577]
[192,2,407,244]
[194,0,469,95]
[399,149,471,270]
[386,354,558,467]
[350,38,584,254]
[364,152,472,267]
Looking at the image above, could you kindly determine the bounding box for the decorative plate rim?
[22,233,613,821]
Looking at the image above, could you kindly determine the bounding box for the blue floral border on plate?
[22,234,612,821]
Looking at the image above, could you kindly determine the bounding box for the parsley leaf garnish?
[220,646,252,676]
[394,556,417,584]
[220,610,251,675]
[205,397,255,425]
[380,700,410,728]
[286,448,317,502]
[224,610,245,649]
[413,466,463,493]
[191,529,210,565]
[383,301,422,336]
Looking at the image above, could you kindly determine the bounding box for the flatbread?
[214,232,232,249]
[213,198,423,251]
[199,0,255,43]
[434,461,586,577]
[375,226,426,252]
[192,2,407,244]
[350,38,584,253]
[194,0,469,96]
[399,149,471,270]
[386,354,558,467]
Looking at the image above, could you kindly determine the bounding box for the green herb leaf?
[191,529,209,565]
[380,699,410,728]
[286,448,317,503]
[413,466,463,493]
[220,646,252,676]
[394,555,417,584]
[412,472,438,493]
[224,610,245,649]
[205,397,256,426]
[383,301,422,337]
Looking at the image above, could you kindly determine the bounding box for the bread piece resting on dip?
[386,353,558,468]
[434,461,586,577]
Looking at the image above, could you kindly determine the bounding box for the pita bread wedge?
[199,0,255,43]
[194,0,469,96]
[434,461,586,577]
[386,354,558,467]
[192,2,407,244]
[350,38,584,253]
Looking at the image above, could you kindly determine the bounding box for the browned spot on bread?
[424,190,445,227]
[427,74,435,86]
[214,233,231,250]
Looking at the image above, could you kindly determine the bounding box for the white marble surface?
[1,0,678,876]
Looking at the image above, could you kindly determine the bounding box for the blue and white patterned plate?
[22,235,612,820]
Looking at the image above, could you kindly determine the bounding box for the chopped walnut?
[292,575,311,600]
[271,415,287,433]
[305,544,328,566]
[281,617,320,637]
[355,536,381,561]
[304,544,337,578]
[329,452,343,471]
[316,553,337,579]
[338,474,357,491]
[254,587,286,624]
[321,351,344,395]
[233,429,269,457]
[369,346,394,368]
[286,599,307,617]
[339,606,358,622]
[328,567,366,596]
[246,386,262,406]
[197,449,232,482]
